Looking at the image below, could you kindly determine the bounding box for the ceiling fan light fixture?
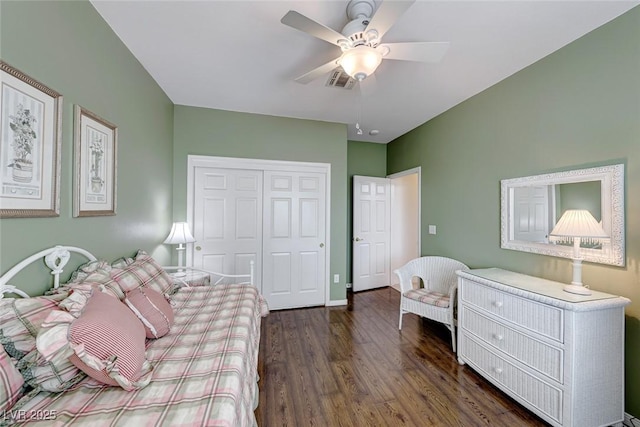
[339,46,382,81]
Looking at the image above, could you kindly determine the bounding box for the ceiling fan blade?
[380,42,450,63]
[294,57,341,84]
[364,0,415,40]
[281,10,345,46]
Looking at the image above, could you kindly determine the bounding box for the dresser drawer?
[461,335,563,424]
[460,279,564,342]
[461,307,563,383]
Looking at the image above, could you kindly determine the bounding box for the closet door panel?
[193,167,263,285]
[263,170,326,309]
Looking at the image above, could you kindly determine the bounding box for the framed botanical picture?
[0,61,62,218]
[73,105,117,217]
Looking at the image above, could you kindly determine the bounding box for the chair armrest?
[394,268,414,293]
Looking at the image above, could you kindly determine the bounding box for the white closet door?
[192,167,262,288]
[262,171,326,309]
[352,176,390,292]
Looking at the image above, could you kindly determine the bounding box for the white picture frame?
[73,105,117,217]
[0,61,62,218]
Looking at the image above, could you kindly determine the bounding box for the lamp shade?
[339,46,383,81]
[549,210,608,240]
[163,222,196,245]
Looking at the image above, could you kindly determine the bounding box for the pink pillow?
[68,292,153,390]
[124,288,174,339]
[0,346,24,412]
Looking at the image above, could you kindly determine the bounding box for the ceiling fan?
[281,0,449,84]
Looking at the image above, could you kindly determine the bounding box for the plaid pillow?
[110,250,173,295]
[0,294,85,393]
[0,346,24,412]
[67,259,112,284]
[0,294,67,361]
[111,256,134,269]
[15,348,85,392]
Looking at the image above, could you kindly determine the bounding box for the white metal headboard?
[0,245,97,299]
[163,261,255,286]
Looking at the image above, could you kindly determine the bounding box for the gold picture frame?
[73,105,117,217]
[0,61,62,218]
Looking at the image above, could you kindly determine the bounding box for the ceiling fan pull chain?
[356,84,363,135]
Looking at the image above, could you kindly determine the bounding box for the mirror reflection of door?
[512,186,554,243]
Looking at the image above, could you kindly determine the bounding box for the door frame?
[186,155,332,305]
[387,167,422,287]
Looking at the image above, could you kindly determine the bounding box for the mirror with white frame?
[500,164,625,266]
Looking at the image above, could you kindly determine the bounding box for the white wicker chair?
[395,256,469,353]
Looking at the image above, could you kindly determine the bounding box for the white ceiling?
[91,1,638,143]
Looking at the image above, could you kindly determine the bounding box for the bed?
[0,246,268,427]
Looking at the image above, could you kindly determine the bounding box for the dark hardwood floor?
[256,287,548,427]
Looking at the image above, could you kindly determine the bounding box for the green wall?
[172,106,348,301]
[0,1,174,294]
[556,181,602,221]
[387,7,640,417]
[346,140,387,283]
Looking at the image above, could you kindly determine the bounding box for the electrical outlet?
[333,274,340,283]
[429,225,437,235]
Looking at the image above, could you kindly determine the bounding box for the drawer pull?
[493,301,503,308]
[493,334,504,341]
[494,367,503,374]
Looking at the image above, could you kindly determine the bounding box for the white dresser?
[457,268,630,427]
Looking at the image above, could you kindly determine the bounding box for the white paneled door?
[262,171,326,310]
[193,167,263,289]
[352,176,390,292]
[190,158,328,310]
[512,185,552,243]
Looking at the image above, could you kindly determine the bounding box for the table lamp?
[549,209,608,295]
[164,222,196,277]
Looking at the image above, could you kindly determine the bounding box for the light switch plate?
[333,274,340,283]
[428,225,437,235]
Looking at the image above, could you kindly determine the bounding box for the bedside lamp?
[164,222,196,277]
[549,209,608,295]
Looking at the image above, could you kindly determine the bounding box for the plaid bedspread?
[12,284,268,427]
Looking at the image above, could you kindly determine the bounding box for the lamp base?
[563,284,592,296]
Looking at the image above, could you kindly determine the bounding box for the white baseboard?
[326,299,348,307]
[625,412,640,427]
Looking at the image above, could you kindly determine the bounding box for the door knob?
[195,246,202,251]
[354,237,362,242]
[319,243,324,248]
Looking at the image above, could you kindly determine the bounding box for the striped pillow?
[0,346,23,412]
[124,288,174,339]
[68,291,153,390]
[110,251,173,295]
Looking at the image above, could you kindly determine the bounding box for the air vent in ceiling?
[326,68,356,89]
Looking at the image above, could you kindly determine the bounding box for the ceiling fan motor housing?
[342,0,380,49]
[346,0,376,20]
